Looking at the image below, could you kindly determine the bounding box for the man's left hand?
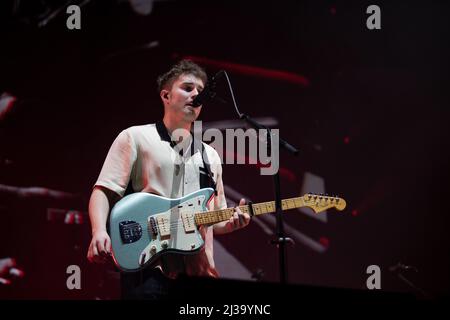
[227,198,251,231]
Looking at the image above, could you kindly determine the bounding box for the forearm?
[88,187,115,234]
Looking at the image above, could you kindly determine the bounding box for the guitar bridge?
[148,217,158,239]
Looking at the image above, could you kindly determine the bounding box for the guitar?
[109,188,346,272]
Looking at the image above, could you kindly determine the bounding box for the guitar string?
[124,199,333,228]
[137,200,322,225]
[130,208,287,230]
[125,199,334,230]
[129,201,330,229]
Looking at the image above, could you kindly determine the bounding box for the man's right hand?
[87,230,112,263]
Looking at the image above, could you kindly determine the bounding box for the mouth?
[185,104,195,112]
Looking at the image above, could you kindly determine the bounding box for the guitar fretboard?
[194,197,305,226]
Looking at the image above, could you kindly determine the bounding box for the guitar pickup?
[181,212,196,233]
[156,216,170,239]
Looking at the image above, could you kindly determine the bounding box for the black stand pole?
[240,113,298,284]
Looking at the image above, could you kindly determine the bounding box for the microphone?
[192,70,225,107]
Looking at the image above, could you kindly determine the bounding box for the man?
[87,60,250,299]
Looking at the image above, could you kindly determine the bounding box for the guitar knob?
[150,245,157,254]
[161,241,168,249]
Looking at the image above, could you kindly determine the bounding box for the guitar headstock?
[301,193,347,214]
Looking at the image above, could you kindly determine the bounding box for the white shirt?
[95,122,227,278]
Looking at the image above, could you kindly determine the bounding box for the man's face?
[162,73,204,124]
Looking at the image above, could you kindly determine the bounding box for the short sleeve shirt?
[95,122,227,278]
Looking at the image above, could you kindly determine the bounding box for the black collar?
[156,120,202,155]
[156,120,176,147]
[156,121,216,194]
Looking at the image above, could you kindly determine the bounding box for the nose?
[192,87,200,98]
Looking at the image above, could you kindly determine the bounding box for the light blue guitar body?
[109,188,215,272]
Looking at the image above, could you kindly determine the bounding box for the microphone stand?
[210,69,299,283]
[240,113,299,284]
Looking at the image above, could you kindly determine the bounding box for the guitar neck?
[194,197,305,226]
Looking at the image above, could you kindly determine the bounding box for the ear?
[160,89,170,102]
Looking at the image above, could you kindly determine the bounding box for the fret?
[269,201,281,211]
[289,199,295,209]
[219,210,224,221]
[213,211,221,224]
[209,212,216,224]
[286,198,293,209]
[253,204,263,215]
[294,197,303,208]
[266,202,275,213]
[257,203,264,214]
[281,200,291,210]
[260,204,268,214]
[195,196,307,226]
[226,208,234,219]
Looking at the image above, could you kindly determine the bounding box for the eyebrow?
[181,81,204,91]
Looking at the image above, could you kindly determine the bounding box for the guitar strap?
[199,143,217,196]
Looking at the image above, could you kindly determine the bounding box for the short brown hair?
[157,60,208,92]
